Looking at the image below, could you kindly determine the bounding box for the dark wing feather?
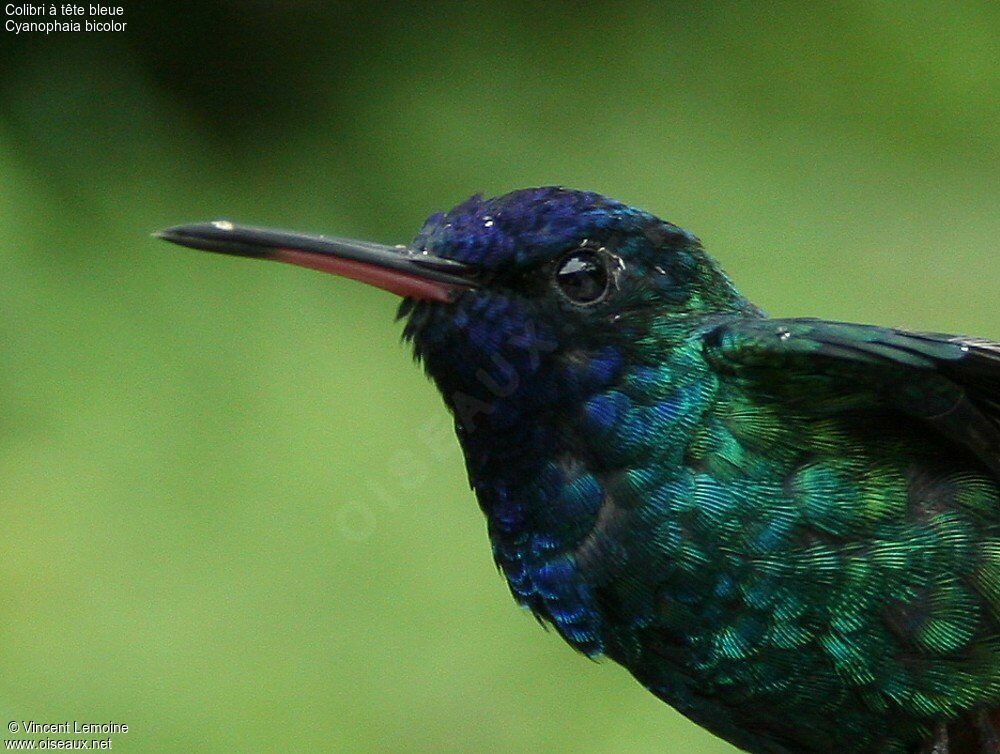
[702,317,1000,479]
[703,317,1000,753]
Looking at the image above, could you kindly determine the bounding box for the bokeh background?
[1,2,997,751]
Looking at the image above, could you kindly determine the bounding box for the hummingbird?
[158,187,1000,754]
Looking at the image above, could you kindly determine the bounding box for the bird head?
[158,187,751,445]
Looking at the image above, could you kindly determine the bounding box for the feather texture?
[397,188,1000,753]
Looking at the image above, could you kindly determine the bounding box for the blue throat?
[401,292,625,655]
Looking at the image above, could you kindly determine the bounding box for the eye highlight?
[554,249,610,305]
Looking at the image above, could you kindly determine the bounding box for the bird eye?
[554,249,610,305]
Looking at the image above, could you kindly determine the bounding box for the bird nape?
[158,187,1000,754]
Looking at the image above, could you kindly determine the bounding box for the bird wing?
[701,317,1000,479]
[687,316,1000,752]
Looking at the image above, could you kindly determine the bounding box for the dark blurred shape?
[0,1,370,150]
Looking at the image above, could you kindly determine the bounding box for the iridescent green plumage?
[602,317,1000,752]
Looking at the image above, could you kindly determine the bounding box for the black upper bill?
[155,221,479,288]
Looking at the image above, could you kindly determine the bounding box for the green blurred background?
[1,2,997,751]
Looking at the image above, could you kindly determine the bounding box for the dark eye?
[554,250,610,304]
